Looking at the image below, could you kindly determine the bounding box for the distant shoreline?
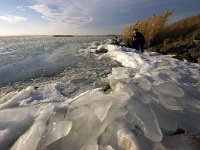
[52,35,74,37]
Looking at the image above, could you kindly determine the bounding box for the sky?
[0,0,200,35]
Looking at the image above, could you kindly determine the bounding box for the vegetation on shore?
[122,11,200,64]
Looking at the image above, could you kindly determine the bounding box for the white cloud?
[29,4,92,26]
[28,0,138,25]
[0,15,27,24]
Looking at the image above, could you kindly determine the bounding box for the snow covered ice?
[0,39,200,150]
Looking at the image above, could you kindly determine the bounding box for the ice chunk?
[70,90,104,108]
[43,121,72,146]
[11,104,54,150]
[0,107,36,150]
[157,95,183,111]
[149,102,178,135]
[127,100,163,142]
[111,82,134,98]
[153,82,184,97]
[91,100,113,122]
[139,94,152,104]
[107,67,130,80]
[0,91,18,104]
[88,42,99,49]
[0,86,37,110]
[56,106,101,149]
[136,77,151,91]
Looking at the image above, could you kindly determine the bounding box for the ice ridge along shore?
[0,41,200,150]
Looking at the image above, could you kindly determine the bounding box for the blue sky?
[0,0,200,35]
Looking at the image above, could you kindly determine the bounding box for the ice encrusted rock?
[96,45,108,54]
[153,82,184,97]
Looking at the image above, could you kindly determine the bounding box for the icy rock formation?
[96,45,108,54]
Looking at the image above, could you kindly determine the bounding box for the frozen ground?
[0,40,200,150]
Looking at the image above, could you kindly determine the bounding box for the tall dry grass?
[164,15,200,41]
[122,11,172,47]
